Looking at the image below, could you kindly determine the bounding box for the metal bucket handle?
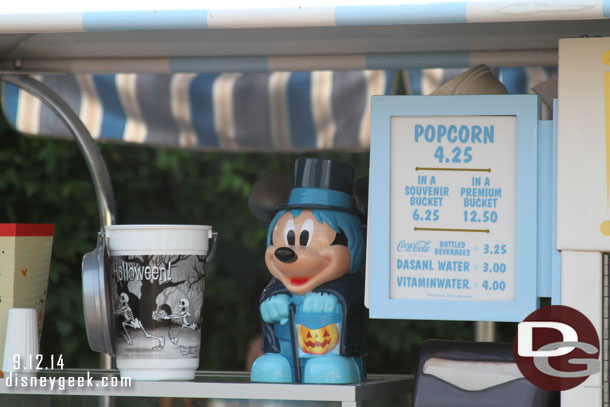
[205,232,219,265]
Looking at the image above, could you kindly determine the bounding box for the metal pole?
[2,49,558,74]
[474,321,495,342]
[289,303,301,383]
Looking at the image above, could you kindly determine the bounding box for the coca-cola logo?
[396,240,430,253]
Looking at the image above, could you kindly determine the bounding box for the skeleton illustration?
[153,298,198,345]
[115,293,165,351]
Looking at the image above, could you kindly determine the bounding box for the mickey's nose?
[275,247,298,263]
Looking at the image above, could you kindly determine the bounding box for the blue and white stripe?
[76,75,103,139]
[212,73,240,149]
[170,73,198,147]
[287,72,317,149]
[311,71,336,149]
[92,75,126,141]
[116,74,146,143]
[0,2,607,33]
[268,72,293,150]
[1,67,556,150]
[15,75,43,135]
[190,73,220,148]
[2,71,390,150]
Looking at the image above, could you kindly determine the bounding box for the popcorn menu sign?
[367,95,539,322]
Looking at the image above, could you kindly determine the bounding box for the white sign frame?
[368,95,539,322]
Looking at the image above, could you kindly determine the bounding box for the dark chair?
[413,339,559,407]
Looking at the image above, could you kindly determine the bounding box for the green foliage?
[0,111,491,374]
[0,119,98,367]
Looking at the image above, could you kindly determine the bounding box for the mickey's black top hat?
[287,158,355,211]
[294,158,354,193]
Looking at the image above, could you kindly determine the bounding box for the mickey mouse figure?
[249,158,367,384]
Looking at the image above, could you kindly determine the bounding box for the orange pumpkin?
[297,323,340,355]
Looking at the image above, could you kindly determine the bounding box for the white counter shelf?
[0,369,412,406]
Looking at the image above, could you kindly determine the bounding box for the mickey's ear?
[353,177,369,217]
[248,173,293,222]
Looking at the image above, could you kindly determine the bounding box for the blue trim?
[170,57,268,73]
[83,10,207,32]
[604,0,610,18]
[384,70,393,95]
[288,72,317,149]
[334,3,468,26]
[368,96,391,317]
[499,68,527,94]
[537,121,553,298]
[93,75,126,140]
[551,99,562,305]
[190,74,219,148]
[366,52,469,70]
[407,70,422,95]
[294,312,343,329]
[368,95,539,322]
[3,82,19,127]
[288,188,353,210]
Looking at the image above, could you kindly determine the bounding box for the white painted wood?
[557,38,610,251]
[561,251,603,407]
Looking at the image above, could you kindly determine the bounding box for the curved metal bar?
[1,74,116,227]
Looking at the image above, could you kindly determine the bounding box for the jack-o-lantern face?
[297,323,340,355]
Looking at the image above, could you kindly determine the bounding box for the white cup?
[2,308,39,376]
[105,225,214,381]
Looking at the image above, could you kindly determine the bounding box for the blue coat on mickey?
[249,158,367,384]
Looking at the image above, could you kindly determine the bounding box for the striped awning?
[1,71,393,151]
[1,67,556,151]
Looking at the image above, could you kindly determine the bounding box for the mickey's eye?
[300,219,313,246]
[284,219,295,246]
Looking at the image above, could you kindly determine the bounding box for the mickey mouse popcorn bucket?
[83,225,216,381]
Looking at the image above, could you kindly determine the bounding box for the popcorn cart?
[0,2,609,406]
